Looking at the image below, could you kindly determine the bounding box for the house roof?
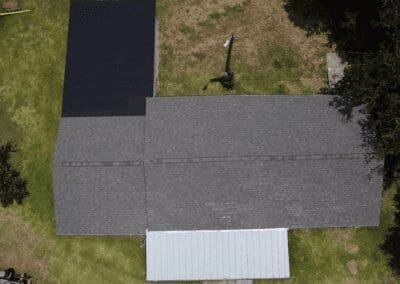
[144,95,382,231]
[62,0,155,117]
[53,95,383,235]
[144,95,365,159]
[146,228,290,281]
[53,117,146,235]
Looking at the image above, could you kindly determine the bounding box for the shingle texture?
[145,95,364,159]
[53,117,146,235]
[54,165,145,235]
[144,95,382,230]
[56,117,145,162]
[146,159,381,230]
[53,95,383,235]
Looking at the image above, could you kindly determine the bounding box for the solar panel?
[62,0,156,117]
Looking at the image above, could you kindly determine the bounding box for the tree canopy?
[285,0,400,180]
[284,0,386,53]
[0,142,28,207]
[285,0,400,273]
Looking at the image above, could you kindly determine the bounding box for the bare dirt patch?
[346,259,358,275]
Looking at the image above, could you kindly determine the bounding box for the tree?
[285,0,400,180]
[0,142,28,207]
[285,0,400,273]
[284,0,384,54]
[381,181,400,275]
[331,50,400,168]
[329,0,400,182]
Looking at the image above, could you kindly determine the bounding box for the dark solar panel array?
[62,0,155,117]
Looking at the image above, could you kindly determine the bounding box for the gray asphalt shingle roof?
[144,95,382,231]
[145,158,381,230]
[53,95,383,235]
[144,95,364,159]
[54,165,146,235]
[55,116,145,162]
[53,117,146,235]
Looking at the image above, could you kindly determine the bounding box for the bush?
[0,142,29,207]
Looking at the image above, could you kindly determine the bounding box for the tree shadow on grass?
[283,0,384,54]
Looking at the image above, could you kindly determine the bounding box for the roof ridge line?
[144,153,366,165]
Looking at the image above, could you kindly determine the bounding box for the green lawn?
[257,184,399,283]
[156,0,328,97]
[0,0,398,283]
[0,1,146,283]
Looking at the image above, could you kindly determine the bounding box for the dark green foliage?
[331,51,400,163]
[0,142,28,207]
[377,0,400,51]
[285,0,400,177]
[285,0,400,274]
[381,181,400,274]
[330,0,400,183]
[284,0,384,54]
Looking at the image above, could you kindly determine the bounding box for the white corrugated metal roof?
[146,228,290,281]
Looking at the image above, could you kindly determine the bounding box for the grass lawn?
[0,0,398,283]
[258,184,399,283]
[0,1,146,283]
[157,0,328,97]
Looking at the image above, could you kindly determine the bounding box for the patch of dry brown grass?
[157,0,330,96]
[0,208,54,282]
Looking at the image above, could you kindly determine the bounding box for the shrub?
[0,142,29,207]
